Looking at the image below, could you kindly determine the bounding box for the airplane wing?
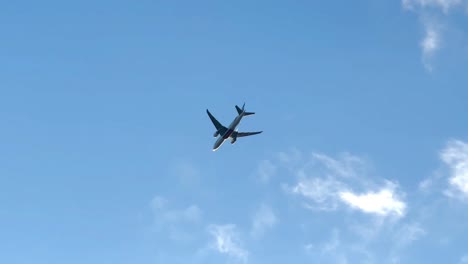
[233,131,263,137]
[206,109,227,134]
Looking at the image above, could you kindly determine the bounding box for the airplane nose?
[213,142,221,151]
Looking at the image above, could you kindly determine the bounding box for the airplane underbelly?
[213,137,225,151]
[223,129,234,139]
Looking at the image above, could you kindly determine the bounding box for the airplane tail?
[235,103,255,116]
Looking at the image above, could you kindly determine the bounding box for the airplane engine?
[231,137,237,144]
[213,131,219,137]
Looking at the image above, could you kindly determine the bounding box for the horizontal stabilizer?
[233,131,262,137]
[235,105,255,116]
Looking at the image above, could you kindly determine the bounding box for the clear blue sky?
[2,1,468,263]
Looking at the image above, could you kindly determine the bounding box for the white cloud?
[250,204,277,239]
[208,224,248,263]
[281,151,406,217]
[339,183,406,217]
[440,139,468,199]
[284,151,359,211]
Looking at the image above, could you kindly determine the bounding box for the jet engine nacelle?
[213,131,219,137]
[231,137,237,144]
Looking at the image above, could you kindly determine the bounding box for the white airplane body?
[207,103,262,151]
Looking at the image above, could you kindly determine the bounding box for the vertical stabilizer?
[235,103,254,116]
[235,105,243,115]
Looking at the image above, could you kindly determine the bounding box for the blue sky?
[1,0,468,263]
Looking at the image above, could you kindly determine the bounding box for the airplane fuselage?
[213,112,244,151]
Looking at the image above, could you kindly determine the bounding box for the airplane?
[207,103,262,151]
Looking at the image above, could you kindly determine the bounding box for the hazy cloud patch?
[250,203,277,239]
[256,159,277,183]
[150,195,202,242]
[460,254,468,263]
[393,222,426,248]
[151,195,202,224]
[208,224,249,263]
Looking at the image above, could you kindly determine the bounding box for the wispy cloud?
[304,229,345,262]
[312,152,367,179]
[402,0,468,70]
[250,204,277,239]
[403,0,464,13]
[208,224,249,263]
[277,150,424,263]
[279,150,407,218]
[255,144,468,263]
[305,221,427,264]
[151,195,202,223]
[304,228,371,264]
[305,229,341,253]
[150,195,202,242]
[289,175,347,211]
[440,139,468,200]
[393,222,426,248]
[421,19,441,71]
